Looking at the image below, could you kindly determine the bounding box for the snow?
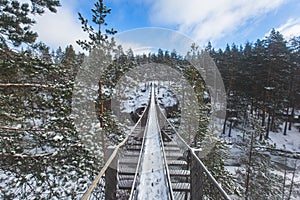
[156,86,178,107]
[119,82,178,114]
[223,122,300,199]
[53,135,64,141]
[119,83,151,113]
[268,126,300,152]
[264,86,275,90]
[222,123,300,153]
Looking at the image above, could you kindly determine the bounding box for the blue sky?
[32,0,300,52]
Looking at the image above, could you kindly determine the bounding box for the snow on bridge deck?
[135,85,172,199]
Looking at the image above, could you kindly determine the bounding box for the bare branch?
[0,126,71,132]
[0,152,56,158]
[0,83,56,89]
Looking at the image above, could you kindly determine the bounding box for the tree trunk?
[222,117,227,135]
[228,120,233,137]
[261,107,266,127]
[288,105,294,131]
[259,129,263,141]
[245,131,254,199]
[270,102,277,132]
[250,98,254,116]
[283,106,289,135]
[265,112,271,139]
[99,80,106,159]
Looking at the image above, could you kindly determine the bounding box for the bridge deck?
[132,86,173,199]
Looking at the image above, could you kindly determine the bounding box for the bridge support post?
[105,146,118,200]
[189,149,204,200]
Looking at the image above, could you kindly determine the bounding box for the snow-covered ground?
[119,82,178,114]
[222,124,300,153]
[223,124,300,199]
[268,126,300,152]
[119,82,151,114]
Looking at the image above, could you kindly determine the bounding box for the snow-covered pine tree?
[236,117,282,199]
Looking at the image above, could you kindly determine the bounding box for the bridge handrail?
[190,149,231,200]
[128,108,149,199]
[156,105,189,149]
[82,98,151,200]
[155,103,174,200]
[156,105,231,200]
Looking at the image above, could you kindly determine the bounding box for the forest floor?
[223,124,300,199]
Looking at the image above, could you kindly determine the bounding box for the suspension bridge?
[82,85,231,200]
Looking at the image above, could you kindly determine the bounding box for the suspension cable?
[82,100,150,200]
[156,105,231,200]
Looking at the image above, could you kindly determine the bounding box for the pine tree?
[74,0,125,162]
[184,44,235,197]
[264,29,291,136]
[0,1,107,198]
[289,37,300,130]
[0,0,61,84]
[77,0,117,51]
[236,117,282,199]
[0,0,60,48]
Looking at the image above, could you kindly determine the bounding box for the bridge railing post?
[105,146,118,200]
[189,149,204,200]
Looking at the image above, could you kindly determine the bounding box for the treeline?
[208,29,300,137]
[129,29,300,138]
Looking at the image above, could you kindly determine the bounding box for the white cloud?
[117,41,155,55]
[276,18,300,40]
[32,2,87,51]
[115,28,194,55]
[148,0,287,45]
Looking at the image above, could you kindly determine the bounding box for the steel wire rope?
[82,99,151,200]
[155,103,174,200]
[128,87,154,199]
[156,104,231,200]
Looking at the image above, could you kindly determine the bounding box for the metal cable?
[82,100,151,200]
